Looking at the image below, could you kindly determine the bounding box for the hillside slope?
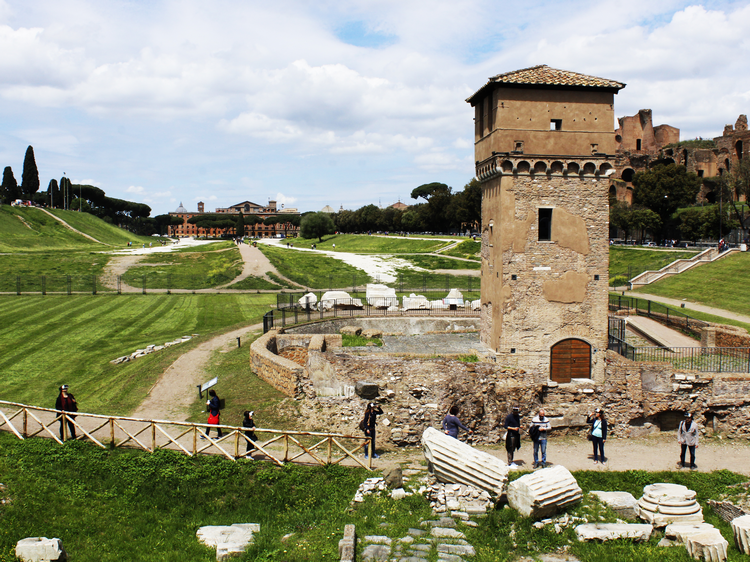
[0,205,151,252]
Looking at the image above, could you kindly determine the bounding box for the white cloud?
[275,193,297,205]
[126,185,144,194]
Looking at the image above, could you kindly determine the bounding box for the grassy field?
[396,254,481,270]
[0,294,274,414]
[121,245,244,289]
[633,253,750,316]
[259,244,372,289]
[609,247,699,285]
[0,433,746,562]
[292,234,450,253]
[46,208,154,247]
[440,240,481,261]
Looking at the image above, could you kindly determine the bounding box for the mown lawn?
[0,294,274,414]
[440,240,481,261]
[45,208,154,247]
[258,244,372,289]
[0,433,746,562]
[0,206,110,253]
[121,245,244,289]
[633,252,750,316]
[396,254,480,270]
[293,234,450,253]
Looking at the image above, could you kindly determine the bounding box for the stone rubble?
[574,523,653,542]
[338,524,356,562]
[664,523,719,544]
[685,530,729,562]
[589,490,639,520]
[422,481,493,515]
[110,335,194,364]
[507,465,582,519]
[731,514,750,555]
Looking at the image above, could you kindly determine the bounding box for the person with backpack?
[677,412,699,469]
[530,409,551,468]
[361,403,383,459]
[205,389,223,439]
[504,406,522,468]
[242,410,257,458]
[442,405,473,439]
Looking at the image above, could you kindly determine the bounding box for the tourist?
[205,389,223,439]
[587,408,607,464]
[677,412,699,469]
[55,384,78,440]
[362,402,383,459]
[504,406,521,468]
[442,405,473,439]
[243,410,257,458]
[530,409,551,468]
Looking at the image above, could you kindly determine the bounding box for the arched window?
[550,339,591,383]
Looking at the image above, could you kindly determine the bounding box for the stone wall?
[282,318,480,336]
[249,330,307,398]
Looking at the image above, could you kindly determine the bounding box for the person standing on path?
[205,389,223,439]
[677,412,699,469]
[55,385,78,441]
[587,408,607,464]
[442,405,473,439]
[242,410,257,458]
[362,403,383,459]
[504,406,522,468]
[530,409,551,468]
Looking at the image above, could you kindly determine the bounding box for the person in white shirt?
[530,409,551,468]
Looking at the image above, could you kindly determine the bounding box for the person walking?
[362,403,383,459]
[205,389,223,439]
[55,384,78,441]
[242,410,257,458]
[677,412,699,469]
[587,408,607,464]
[504,406,521,468]
[442,405,473,439]
[530,409,551,468]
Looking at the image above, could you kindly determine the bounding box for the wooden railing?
[0,400,372,470]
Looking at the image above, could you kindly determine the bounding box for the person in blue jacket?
[442,405,473,439]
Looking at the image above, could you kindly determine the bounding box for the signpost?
[197,377,218,399]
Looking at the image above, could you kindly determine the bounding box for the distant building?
[390,200,408,211]
[321,205,335,214]
[168,199,300,238]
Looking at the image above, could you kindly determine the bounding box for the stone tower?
[466,65,625,383]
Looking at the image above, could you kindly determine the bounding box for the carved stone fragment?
[685,530,729,562]
[637,483,703,527]
[507,465,582,519]
[421,426,508,496]
[575,523,652,542]
[731,514,750,555]
[15,538,66,562]
[589,491,638,520]
[196,524,260,561]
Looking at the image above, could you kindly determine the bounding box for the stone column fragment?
[507,465,582,518]
[421,427,509,496]
[731,514,750,555]
[637,483,703,527]
[685,529,729,562]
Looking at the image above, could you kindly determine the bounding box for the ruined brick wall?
[304,350,750,445]
[278,346,308,366]
[249,330,306,397]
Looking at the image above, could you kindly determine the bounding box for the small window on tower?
[636,139,642,150]
[550,119,562,131]
[539,208,553,241]
[514,141,524,153]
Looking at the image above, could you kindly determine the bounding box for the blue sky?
[1,0,750,216]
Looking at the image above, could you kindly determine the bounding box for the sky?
[1,0,750,217]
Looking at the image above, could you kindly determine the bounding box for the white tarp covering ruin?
[366,284,398,308]
[298,292,318,308]
[443,288,464,306]
[319,291,364,310]
[403,293,430,310]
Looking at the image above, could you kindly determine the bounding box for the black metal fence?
[608,294,708,333]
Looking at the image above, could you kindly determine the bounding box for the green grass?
[609,247,699,283]
[0,206,108,252]
[258,244,372,289]
[393,268,480,292]
[396,254,480,270]
[0,294,274,414]
[266,272,298,289]
[121,247,244,289]
[227,276,282,290]
[342,334,383,347]
[292,234,450,253]
[633,253,750,317]
[440,240,481,261]
[46,208,154,247]
[0,438,746,562]
[0,251,113,292]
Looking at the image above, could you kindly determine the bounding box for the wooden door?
[550,339,591,383]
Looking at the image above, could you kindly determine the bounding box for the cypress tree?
[21,145,40,199]
[48,179,59,208]
[1,166,19,203]
[236,212,245,237]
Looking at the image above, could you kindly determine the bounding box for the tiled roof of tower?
[467,65,625,102]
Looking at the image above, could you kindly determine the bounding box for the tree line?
[610,161,750,243]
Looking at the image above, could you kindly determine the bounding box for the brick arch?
[550,338,591,383]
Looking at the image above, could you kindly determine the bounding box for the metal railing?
[0,400,372,470]
[606,338,750,373]
[608,294,708,333]
[264,297,480,333]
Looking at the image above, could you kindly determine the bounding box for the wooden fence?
[0,400,372,470]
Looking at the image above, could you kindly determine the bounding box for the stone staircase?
[629,248,739,287]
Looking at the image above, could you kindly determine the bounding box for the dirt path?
[132,323,263,421]
[218,243,303,289]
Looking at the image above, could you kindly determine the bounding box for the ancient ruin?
[637,483,703,527]
[506,465,582,518]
